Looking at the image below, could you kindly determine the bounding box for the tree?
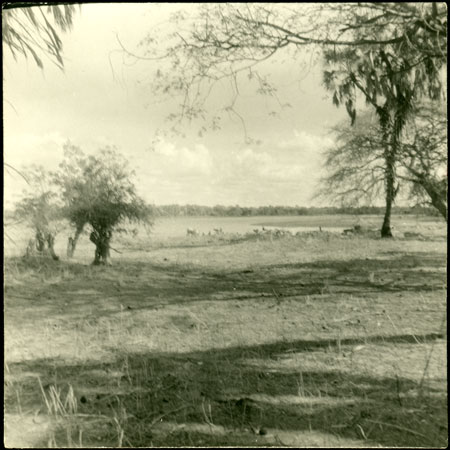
[2,3,78,70]
[317,112,386,207]
[13,166,64,260]
[319,102,447,221]
[321,4,446,236]
[55,142,153,265]
[398,102,447,220]
[134,3,446,235]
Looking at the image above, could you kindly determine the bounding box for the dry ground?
[4,219,448,448]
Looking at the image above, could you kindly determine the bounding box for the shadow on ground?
[4,250,447,317]
[4,249,447,447]
[4,333,447,448]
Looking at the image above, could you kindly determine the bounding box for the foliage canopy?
[2,3,77,70]
[319,102,447,221]
[55,142,153,264]
[136,3,446,132]
[56,142,152,231]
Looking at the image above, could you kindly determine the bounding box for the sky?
[3,3,351,209]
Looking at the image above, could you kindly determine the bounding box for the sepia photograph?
[3,2,447,448]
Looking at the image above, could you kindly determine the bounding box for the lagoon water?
[150,215,370,239]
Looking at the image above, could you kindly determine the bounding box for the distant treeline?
[150,204,440,217]
[4,204,439,222]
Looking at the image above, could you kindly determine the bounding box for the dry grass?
[4,215,447,448]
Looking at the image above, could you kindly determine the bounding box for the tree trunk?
[67,224,84,258]
[416,177,447,221]
[46,233,60,261]
[90,229,112,265]
[93,240,111,265]
[381,190,394,237]
[381,150,396,237]
[36,230,46,251]
[26,230,59,260]
[379,112,398,239]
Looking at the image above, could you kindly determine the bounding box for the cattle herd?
[186,224,381,238]
[186,227,224,236]
[186,226,295,237]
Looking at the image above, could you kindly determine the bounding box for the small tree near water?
[56,143,152,265]
[13,166,64,260]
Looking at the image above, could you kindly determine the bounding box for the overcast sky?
[3,3,351,208]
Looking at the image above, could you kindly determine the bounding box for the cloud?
[236,148,272,166]
[133,139,217,204]
[4,131,67,170]
[222,131,332,183]
[4,128,337,208]
[279,129,334,153]
[204,130,336,205]
[150,139,214,176]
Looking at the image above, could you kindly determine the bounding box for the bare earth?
[4,215,447,448]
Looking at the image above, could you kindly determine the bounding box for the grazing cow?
[343,225,365,235]
[186,228,199,236]
[404,231,420,238]
[274,228,283,237]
